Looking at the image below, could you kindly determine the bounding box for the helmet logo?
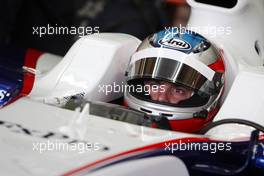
[158,38,191,50]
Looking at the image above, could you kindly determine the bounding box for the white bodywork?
[29,33,141,106]
[0,98,194,176]
[187,0,264,138]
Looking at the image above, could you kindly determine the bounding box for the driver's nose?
[157,92,167,102]
[157,83,170,103]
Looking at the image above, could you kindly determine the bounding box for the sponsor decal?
[0,120,109,151]
[158,37,191,50]
[0,90,10,101]
[0,89,12,107]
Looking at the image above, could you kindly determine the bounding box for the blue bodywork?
[83,131,264,176]
[0,45,25,107]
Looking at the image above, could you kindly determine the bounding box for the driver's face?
[145,81,193,104]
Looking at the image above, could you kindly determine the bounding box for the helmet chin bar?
[193,109,208,118]
[125,90,215,120]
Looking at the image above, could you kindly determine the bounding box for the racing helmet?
[124,29,225,133]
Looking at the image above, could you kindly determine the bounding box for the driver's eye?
[171,87,186,95]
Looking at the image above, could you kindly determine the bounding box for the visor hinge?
[193,109,208,119]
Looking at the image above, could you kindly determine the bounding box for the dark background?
[0,0,177,55]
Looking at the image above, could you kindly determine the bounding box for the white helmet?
[124,29,225,133]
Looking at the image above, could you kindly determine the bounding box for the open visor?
[127,57,218,96]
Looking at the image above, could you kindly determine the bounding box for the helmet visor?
[127,57,214,94]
